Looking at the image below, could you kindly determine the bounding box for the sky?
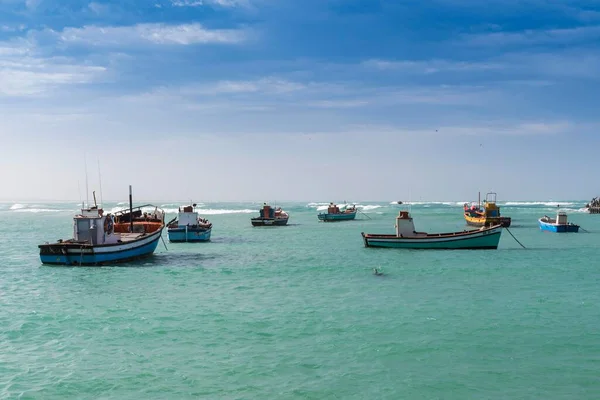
[0,0,599,202]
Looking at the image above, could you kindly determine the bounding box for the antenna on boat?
[84,154,90,208]
[97,159,103,208]
[129,185,134,233]
[77,180,82,205]
[93,191,97,208]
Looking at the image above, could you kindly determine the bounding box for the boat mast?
[129,185,134,233]
[478,191,481,209]
[84,154,90,208]
[98,159,103,208]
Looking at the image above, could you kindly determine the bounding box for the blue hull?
[318,212,357,222]
[39,235,161,265]
[538,220,579,233]
[168,227,212,242]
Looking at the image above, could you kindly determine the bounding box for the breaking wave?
[504,201,575,207]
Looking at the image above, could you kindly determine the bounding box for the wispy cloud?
[58,23,249,46]
[171,0,203,7]
[169,0,249,7]
[363,59,504,73]
[460,25,600,47]
[0,38,106,96]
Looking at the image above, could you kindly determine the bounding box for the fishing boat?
[362,210,502,249]
[251,203,289,226]
[317,202,357,222]
[464,192,511,227]
[585,196,600,214]
[167,203,212,242]
[38,187,166,266]
[539,211,580,233]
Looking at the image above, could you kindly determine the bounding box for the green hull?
[317,212,357,222]
[362,227,502,250]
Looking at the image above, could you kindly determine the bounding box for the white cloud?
[59,23,248,46]
[171,0,204,6]
[0,38,106,96]
[363,59,504,73]
[25,0,41,10]
[88,2,109,15]
[209,78,306,94]
[169,0,250,7]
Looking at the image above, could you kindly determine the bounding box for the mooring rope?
[505,227,526,249]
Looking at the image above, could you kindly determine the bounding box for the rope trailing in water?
[359,209,371,220]
[505,227,526,249]
[579,227,591,233]
[160,234,169,251]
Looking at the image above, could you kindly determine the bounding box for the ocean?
[1,200,599,399]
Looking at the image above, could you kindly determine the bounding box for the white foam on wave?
[307,202,331,208]
[504,201,574,206]
[13,208,61,213]
[403,201,465,206]
[197,209,255,215]
[10,203,25,210]
[359,205,382,211]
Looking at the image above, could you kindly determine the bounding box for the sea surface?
[1,200,599,399]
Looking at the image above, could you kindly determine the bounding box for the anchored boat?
[539,211,579,233]
[39,186,165,265]
[318,202,357,222]
[167,204,212,242]
[362,210,502,249]
[464,192,511,227]
[251,203,289,226]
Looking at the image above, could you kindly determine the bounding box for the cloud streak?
[58,23,249,46]
[0,38,106,96]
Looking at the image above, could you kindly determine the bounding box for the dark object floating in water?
[373,268,384,276]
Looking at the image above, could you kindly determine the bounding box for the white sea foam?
[359,205,382,211]
[504,201,574,206]
[10,203,25,210]
[13,208,61,213]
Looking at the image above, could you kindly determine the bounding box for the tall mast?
[129,185,134,233]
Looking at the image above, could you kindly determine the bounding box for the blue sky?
[0,0,599,202]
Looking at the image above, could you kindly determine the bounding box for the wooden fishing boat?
[251,203,289,226]
[39,186,165,265]
[317,203,357,222]
[362,210,502,249]
[464,192,511,227]
[539,211,579,233]
[167,203,212,242]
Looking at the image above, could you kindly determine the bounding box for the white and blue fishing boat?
[38,187,166,266]
[167,204,212,242]
[539,211,579,233]
[318,203,357,222]
[362,210,502,249]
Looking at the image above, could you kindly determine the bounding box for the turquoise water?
[1,200,599,399]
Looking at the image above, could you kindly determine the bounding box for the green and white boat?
[361,211,502,250]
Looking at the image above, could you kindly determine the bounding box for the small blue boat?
[167,204,212,242]
[318,203,357,222]
[539,211,579,233]
[39,186,166,266]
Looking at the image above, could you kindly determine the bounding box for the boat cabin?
[395,211,416,237]
[259,204,275,219]
[328,203,341,214]
[73,206,120,245]
[178,205,199,226]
